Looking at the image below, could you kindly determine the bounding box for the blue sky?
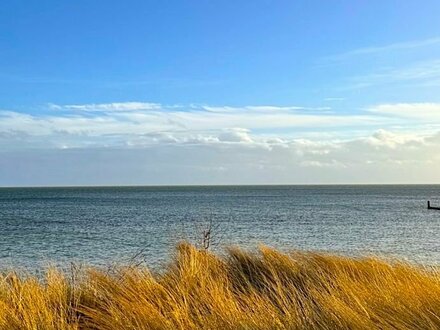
[2,1,440,185]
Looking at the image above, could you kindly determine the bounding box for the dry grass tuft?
[0,243,438,329]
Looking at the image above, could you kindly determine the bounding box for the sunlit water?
[0,185,439,270]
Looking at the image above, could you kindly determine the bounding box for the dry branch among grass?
[0,243,438,329]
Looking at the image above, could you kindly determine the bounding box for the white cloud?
[218,128,253,143]
[363,129,425,149]
[2,101,440,184]
[299,160,347,169]
[2,101,440,151]
[2,129,440,185]
[368,103,440,121]
[0,103,390,150]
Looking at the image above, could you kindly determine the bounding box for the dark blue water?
[0,185,439,270]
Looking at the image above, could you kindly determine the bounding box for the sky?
[2,0,440,186]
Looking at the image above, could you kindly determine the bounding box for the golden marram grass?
[0,243,438,329]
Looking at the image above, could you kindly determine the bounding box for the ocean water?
[0,185,439,270]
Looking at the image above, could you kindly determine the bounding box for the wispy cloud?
[339,59,440,90]
[49,102,163,112]
[0,102,391,151]
[324,37,440,62]
[324,97,345,102]
[0,101,439,152]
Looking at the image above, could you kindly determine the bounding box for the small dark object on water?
[427,201,440,210]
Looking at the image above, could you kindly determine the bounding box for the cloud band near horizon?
[1,101,440,185]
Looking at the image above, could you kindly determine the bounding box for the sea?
[0,185,439,271]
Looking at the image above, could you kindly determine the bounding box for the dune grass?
[0,243,438,329]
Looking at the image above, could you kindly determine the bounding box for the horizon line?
[1,183,440,189]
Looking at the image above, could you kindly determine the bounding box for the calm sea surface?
[0,185,439,270]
